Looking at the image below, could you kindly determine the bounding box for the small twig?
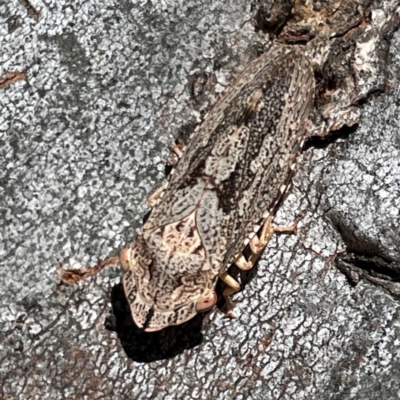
[0,71,27,90]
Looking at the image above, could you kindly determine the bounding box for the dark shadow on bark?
[336,252,400,298]
[107,284,205,363]
[303,123,358,151]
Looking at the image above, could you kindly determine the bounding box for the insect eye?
[120,247,131,272]
[195,291,217,312]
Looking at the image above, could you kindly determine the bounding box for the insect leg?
[147,184,167,207]
[219,271,241,318]
[250,215,297,250]
[249,216,297,263]
[234,216,297,271]
[249,215,275,255]
[272,224,297,234]
[234,253,253,270]
[172,143,185,158]
[166,143,185,167]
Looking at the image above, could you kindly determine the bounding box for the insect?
[120,46,315,332]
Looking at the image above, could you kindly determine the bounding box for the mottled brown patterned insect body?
[120,47,315,331]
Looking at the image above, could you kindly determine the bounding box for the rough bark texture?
[1,0,400,399]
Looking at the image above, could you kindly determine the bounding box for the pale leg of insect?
[171,144,184,158]
[222,217,297,317]
[219,271,241,318]
[166,143,186,167]
[235,215,297,270]
[147,184,166,207]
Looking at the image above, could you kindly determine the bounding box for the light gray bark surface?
[1,1,400,399]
